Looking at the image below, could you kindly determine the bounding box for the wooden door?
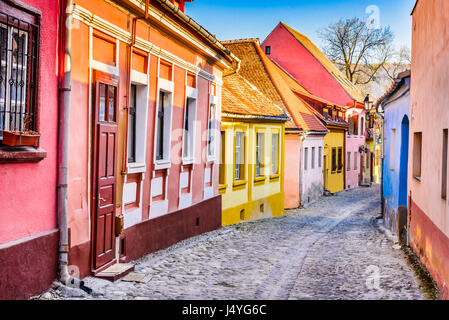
[92,72,119,271]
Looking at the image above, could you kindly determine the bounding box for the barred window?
[0,11,39,141]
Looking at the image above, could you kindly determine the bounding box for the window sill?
[270,174,280,182]
[219,184,227,193]
[0,146,47,164]
[154,160,171,171]
[254,176,266,185]
[127,162,146,174]
[182,158,194,166]
[233,180,247,189]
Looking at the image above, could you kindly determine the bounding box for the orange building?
[409,0,449,299]
[66,0,236,278]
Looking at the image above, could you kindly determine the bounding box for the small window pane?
[108,86,116,122]
[99,83,106,122]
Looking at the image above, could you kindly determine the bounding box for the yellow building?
[306,104,348,194]
[323,126,346,193]
[220,73,289,226]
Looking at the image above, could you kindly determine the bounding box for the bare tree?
[381,46,411,81]
[319,18,394,85]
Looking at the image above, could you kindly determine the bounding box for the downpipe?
[57,0,92,295]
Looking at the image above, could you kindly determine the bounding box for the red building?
[0,0,61,299]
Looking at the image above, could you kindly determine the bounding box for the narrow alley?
[39,186,426,300]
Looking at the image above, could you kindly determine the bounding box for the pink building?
[0,0,60,299]
[261,22,366,190]
[409,0,449,299]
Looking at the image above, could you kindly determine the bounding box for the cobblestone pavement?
[37,186,426,300]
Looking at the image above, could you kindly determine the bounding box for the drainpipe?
[57,0,92,294]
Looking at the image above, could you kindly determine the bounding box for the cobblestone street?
[39,186,426,300]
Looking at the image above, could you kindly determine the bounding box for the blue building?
[376,70,411,242]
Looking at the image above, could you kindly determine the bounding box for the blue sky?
[187,0,415,50]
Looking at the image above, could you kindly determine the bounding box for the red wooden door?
[92,72,119,270]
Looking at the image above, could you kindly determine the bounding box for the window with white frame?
[128,84,137,163]
[311,147,315,169]
[155,89,173,162]
[271,133,279,175]
[207,103,217,158]
[318,147,322,168]
[304,147,308,170]
[127,82,148,167]
[235,131,245,181]
[0,12,38,141]
[182,97,196,161]
[256,132,265,177]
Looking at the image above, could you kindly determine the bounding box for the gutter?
[57,0,92,294]
[221,113,289,122]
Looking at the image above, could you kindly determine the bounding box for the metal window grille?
[0,11,39,140]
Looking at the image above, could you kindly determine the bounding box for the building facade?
[346,106,367,189]
[409,0,449,299]
[220,73,288,226]
[223,39,327,209]
[66,0,235,278]
[0,0,60,299]
[376,71,410,241]
[261,22,365,194]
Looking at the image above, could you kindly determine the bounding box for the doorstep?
[95,263,135,282]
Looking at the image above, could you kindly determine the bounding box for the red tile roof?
[222,72,289,121]
[222,39,327,133]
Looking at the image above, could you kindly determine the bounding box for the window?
[219,130,226,186]
[361,117,365,136]
[256,132,265,177]
[347,152,351,171]
[304,147,308,170]
[348,115,354,135]
[332,148,337,172]
[182,97,196,160]
[207,103,217,158]
[128,84,137,163]
[338,147,343,172]
[353,115,359,136]
[265,46,271,55]
[155,89,172,162]
[235,131,245,181]
[311,147,315,169]
[323,108,328,120]
[354,152,358,170]
[413,132,422,180]
[318,147,322,168]
[442,129,448,199]
[271,133,279,175]
[0,11,39,142]
[390,129,396,171]
[99,83,116,122]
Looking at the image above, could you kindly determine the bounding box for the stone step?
[95,263,135,282]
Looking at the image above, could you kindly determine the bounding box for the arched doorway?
[398,115,409,244]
